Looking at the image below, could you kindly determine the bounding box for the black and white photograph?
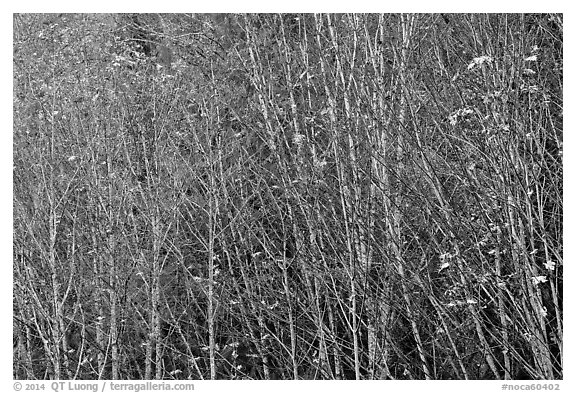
[12,10,563,384]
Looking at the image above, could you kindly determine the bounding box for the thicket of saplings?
[13,13,562,380]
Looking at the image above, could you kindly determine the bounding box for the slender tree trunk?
[207,187,217,380]
[91,225,106,379]
[109,247,119,380]
[152,214,163,380]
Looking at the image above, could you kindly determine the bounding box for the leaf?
[543,260,556,271]
[438,261,450,273]
[467,55,493,70]
[531,276,547,285]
